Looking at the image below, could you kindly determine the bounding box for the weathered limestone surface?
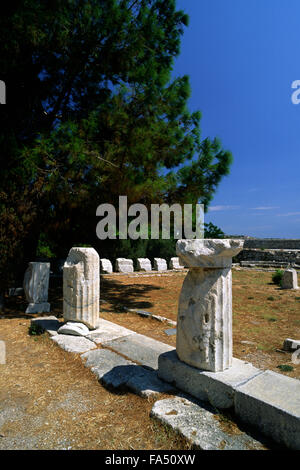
[63,247,100,329]
[23,262,50,313]
[169,257,184,269]
[115,258,134,273]
[58,322,90,336]
[283,338,300,352]
[100,258,113,274]
[81,349,173,397]
[153,258,167,271]
[151,397,267,450]
[51,334,96,353]
[158,350,262,409]
[102,333,174,370]
[137,258,152,272]
[176,239,244,372]
[234,370,300,450]
[281,269,299,289]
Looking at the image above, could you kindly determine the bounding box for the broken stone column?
[100,258,113,274]
[23,262,50,313]
[281,269,299,290]
[137,258,152,272]
[176,239,244,372]
[63,247,100,329]
[169,257,185,270]
[115,258,134,273]
[154,258,167,271]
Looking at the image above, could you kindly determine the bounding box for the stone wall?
[236,249,300,265]
[243,239,300,250]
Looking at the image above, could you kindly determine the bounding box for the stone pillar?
[23,262,50,313]
[63,247,100,329]
[176,239,244,372]
[281,269,299,290]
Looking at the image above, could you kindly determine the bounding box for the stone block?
[281,269,299,289]
[58,322,90,336]
[26,302,50,314]
[153,258,167,271]
[23,262,50,313]
[169,257,184,269]
[63,247,100,329]
[283,338,300,352]
[51,334,96,353]
[100,258,113,274]
[151,397,267,450]
[86,318,134,344]
[234,370,300,450]
[158,349,262,409]
[102,333,174,370]
[115,258,134,273]
[81,348,173,396]
[137,258,152,272]
[81,348,136,388]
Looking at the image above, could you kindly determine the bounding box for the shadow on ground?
[101,276,162,312]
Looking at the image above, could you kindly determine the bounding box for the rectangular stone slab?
[151,397,267,450]
[234,370,300,450]
[158,349,263,409]
[102,333,174,370]
[31,316,61,336]
[126,368,175,397]
[51,335,96,353]
[81,348,174,396]
[86,318,134,344]
[81,349,136,388]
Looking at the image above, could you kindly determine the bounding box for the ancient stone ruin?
[23,262,50,313]
[169,257,185,270]
[154,258,167,271]
[115,258,134,273]
[137,258,152,272]
[281,268,299,290]
[175,238,244,372]
[63,247,100,329]
[100,258,113,274]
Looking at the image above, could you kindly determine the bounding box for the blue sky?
[173,0,300,238]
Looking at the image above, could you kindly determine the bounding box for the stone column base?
[25,302,50,314]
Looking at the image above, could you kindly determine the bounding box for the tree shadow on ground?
[1,275,162,319]
[101,276,162,312]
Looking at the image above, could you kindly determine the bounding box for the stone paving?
[32,315,272,450]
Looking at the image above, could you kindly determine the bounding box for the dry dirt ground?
[0,268,299,450]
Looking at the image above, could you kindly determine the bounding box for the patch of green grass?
[257,343,270,351]
[266,296,275,301]
[277,364,294,372]
[28,323,45,336]
[262,314,278,322]
[248,296,254,300]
